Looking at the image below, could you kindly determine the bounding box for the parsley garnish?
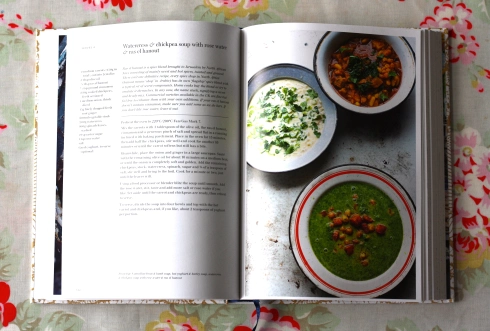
[347,56,363,80]
[365,62,379,78]
[306,89,318,98]
[347,56,379,93]
[357,82,372,94]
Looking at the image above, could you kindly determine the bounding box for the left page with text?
[33,21,242,302]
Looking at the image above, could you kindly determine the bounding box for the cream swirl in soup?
[247,79,325,159]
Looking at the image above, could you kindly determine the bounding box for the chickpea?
[369,96,376,107]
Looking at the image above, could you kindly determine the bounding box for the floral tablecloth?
[1,0,490,330]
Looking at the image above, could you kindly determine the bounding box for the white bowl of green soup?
[290,164,415,298]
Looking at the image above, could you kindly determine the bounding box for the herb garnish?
[357,82,372,94]
[248,83,326,156]
[379,92,389,102]
[347,56,379,91]
[306,89,318,99]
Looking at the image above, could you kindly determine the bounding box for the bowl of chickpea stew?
[314,32,415,114]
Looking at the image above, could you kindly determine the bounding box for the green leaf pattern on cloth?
[482,130,490,148]
[386,318,420,331]
[0,26,29,66]
[1,98,35,151]
[171,303,250,330]
[386,318,443,331]
[204,305,249,331]
[194,0,298,24]
[457,259,490,299]
[0,230,85,330]
[13,300,42,331]
[0,228,21,282]
[11,300,85,331]
[193,5,238,25]
[34,311,84,331]
[248,10,282,24]
[466,0,490,23]
[268,0,299,15]
[0,151,8,189]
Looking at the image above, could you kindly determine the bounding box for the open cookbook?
[33,21,452,303]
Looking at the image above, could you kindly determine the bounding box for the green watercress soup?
[308,181,403,281]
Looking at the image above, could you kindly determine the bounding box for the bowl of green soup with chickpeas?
[289,164,415,298]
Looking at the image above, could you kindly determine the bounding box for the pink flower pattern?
[421,1,490,93]
[454,172,483,229]
[203,0,269,19]
[234,307,300,331]
[475,151,490,184]
[77,0,133,11]
[0,11,53,34]
[145,310,204,331]
[0,282,16,327]
[420,3,473,36]
[451,34,479,65]
[481,184,490,210]
[453,128,480,175]
[452,126,490,269]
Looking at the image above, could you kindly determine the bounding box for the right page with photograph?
[241,23,427,302]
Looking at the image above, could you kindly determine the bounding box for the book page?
[34,21,241,301]
[241,23,423,302]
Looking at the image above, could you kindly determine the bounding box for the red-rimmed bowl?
[289,164,415,298]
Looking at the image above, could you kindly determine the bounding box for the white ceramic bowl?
[247,64,337,172]
[289,164,415,298]
[314,32,416,114]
